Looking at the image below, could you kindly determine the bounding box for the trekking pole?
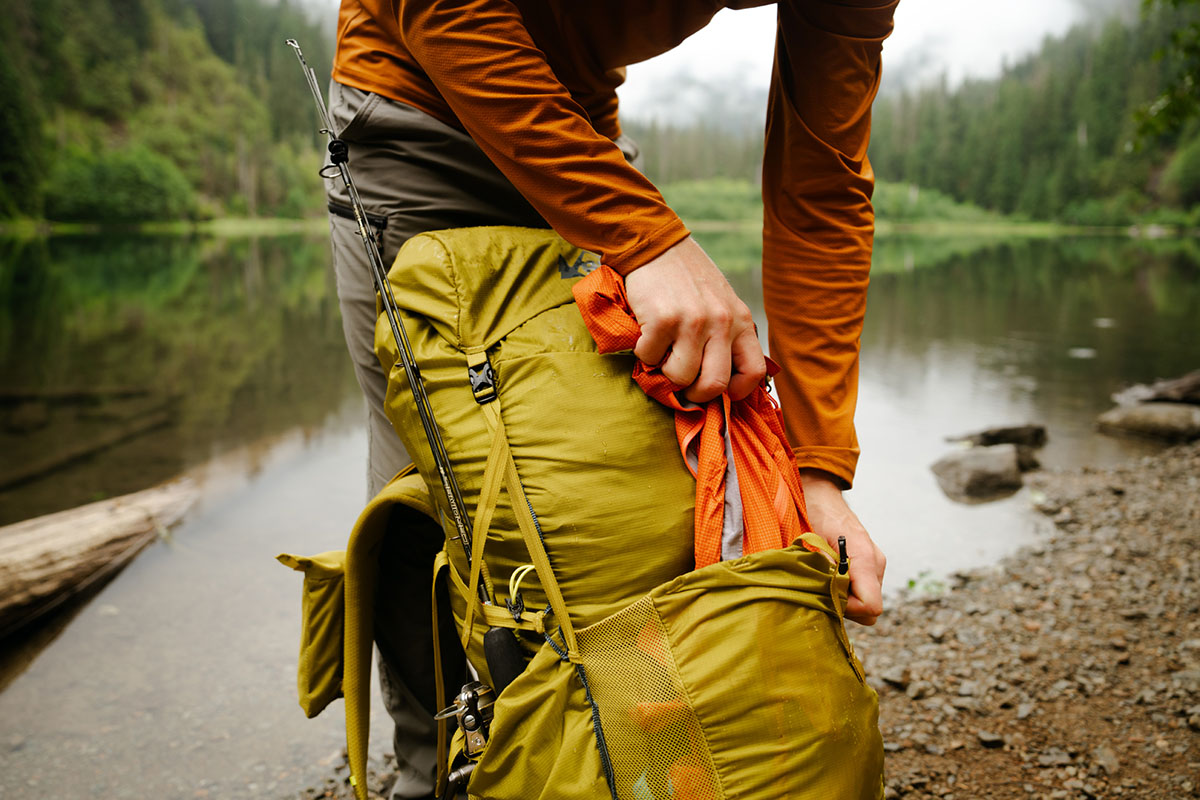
[286,39,526,693]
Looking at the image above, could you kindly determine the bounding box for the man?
[325,2,895,797]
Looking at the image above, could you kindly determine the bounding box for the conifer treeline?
[868,5,1200,224]
[625,6,1200,225]
[3,1,1196,224]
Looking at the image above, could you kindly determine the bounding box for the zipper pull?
[837,535,848,575]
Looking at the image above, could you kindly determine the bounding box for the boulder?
[931,444,1023,502]
[1014,446,1040,472]
[1097,402,1200,442]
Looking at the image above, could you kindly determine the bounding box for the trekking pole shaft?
[338,164,482,599]
[290,42,527,696]
[287,39,486,607]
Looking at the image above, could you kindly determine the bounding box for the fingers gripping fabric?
[572,265,812,568]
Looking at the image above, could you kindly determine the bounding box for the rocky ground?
[855,440,1200,800]
[295,441,1200,800]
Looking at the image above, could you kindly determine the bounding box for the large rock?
[931,444,1023,501]
[1097,402,1200,442]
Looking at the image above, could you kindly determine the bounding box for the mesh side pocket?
[576,596,722,800]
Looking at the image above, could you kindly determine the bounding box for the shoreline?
[857,440,1199,799]
[0,217,329,239]
[294,440,1199,800]
[1,217,1193,241]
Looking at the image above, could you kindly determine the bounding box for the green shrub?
[1161,134,1200,207]
[872,181,997,223]
[43,145,196,222]
[1060,189,1147,226]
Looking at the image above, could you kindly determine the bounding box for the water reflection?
[0,234,359,524]
[0,230,1197,798]
[704,231,1200,587]
[862,236,1200,468]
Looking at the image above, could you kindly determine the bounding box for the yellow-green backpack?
[286,226,882,800]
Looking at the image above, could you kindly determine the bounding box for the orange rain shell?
[573,265,813,568]
[333,0,900,489]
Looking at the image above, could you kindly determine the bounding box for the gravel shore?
[856,440,1200,799]
[294,441,1200,800]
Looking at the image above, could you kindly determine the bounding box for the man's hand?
[623,237,765,403]
[801,469,886,626]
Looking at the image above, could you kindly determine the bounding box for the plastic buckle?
[467,353,497,404]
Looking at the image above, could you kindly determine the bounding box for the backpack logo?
[557,252,600,279]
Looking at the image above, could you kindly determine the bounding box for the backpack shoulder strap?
[344,467,432,800]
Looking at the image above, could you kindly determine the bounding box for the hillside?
[869,4,1200,225]
[0,0,332,221]
[4,1,1198,226]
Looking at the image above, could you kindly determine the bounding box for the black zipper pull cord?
[837,535,849,575]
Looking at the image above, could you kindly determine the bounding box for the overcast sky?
[618,0,1122,119]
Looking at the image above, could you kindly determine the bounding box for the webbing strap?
[460,419,509,648]
[480,400,580,658]
[431,549,450,798]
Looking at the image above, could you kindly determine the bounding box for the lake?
[1,229,1197,798]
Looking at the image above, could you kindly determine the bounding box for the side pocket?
[278,550,347,718]
[830,571,868,685]
[328,200,388,251]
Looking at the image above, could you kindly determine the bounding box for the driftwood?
[1112,370,1200,406]
[945,423,1047,449]
[0,480,198,639]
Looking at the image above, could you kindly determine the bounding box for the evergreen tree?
[1138,0,1200,137]
[868,7,1200,222]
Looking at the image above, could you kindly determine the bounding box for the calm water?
[1,230,1197,798]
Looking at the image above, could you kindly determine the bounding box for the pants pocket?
[329,81,382,140]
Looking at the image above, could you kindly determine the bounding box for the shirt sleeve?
[761,0,898,488]
[395,0,691,274]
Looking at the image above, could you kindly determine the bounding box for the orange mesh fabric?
[574,265,812,568]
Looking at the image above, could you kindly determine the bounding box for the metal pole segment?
[287,39,487,607]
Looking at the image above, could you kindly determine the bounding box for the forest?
[1,0,1197,225]
[869,1,1200,226]
[0,0,331,221]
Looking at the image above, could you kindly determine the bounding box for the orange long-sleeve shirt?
[333,0,897,487]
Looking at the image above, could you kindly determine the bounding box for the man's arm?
[764,0,899,625]
[396,0,761,400]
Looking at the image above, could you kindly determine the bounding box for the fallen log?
[944,423,1047,449]
[0,480,198,639]
[1111,369,1200,406]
